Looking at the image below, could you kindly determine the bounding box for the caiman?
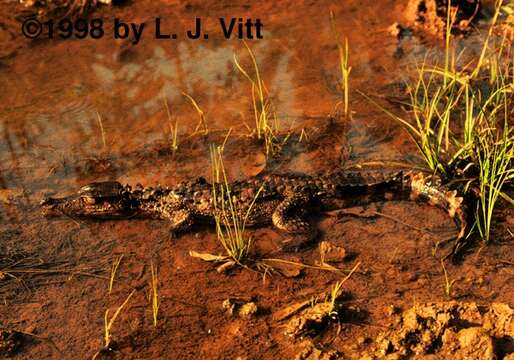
[40,170,467,256]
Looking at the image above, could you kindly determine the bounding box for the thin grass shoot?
[163,97,179,156]
[330,10,352,117]
[183,92,208,136]
[108,255,123,294]
[96,111,107,152]
[149,261,159,327]
[92,289,135,359]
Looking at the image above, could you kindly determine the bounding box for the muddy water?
[0,0,420,195]
[0,1,512,359]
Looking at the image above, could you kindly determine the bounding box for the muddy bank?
[364,301,513,359]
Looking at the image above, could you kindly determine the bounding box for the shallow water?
[0,0,429,196]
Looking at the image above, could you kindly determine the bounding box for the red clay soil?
[0,0,512,359]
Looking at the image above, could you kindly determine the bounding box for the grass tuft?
[361,0,513,248]
[475,121,514,243]
[210,145,263,264]
[234,42,281,156]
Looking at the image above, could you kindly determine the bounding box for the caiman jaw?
[40,182,136,219]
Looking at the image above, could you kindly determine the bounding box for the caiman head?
[41,181,137,219]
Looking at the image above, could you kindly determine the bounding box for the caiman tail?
[403,172,468,259]
[327,170,468,259]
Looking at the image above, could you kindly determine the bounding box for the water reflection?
[0,2,425,193]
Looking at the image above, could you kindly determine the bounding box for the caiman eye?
[82,196,96,205]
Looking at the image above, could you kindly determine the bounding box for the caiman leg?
[272,193,317,251]
[161,206,195,238]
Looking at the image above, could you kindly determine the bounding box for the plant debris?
[0,248,110,300]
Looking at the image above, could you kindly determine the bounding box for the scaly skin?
[41,170,468,255]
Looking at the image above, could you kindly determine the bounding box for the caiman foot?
[163,208,194,239]
[272,192,318,251]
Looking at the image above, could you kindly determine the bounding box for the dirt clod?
[239,302,258,319]
[364,301,514,359]
[295,340,341,360]
[456,327,494,359]
[284,302,336,339]
[223,298,258,319]
[319,241,347,263]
